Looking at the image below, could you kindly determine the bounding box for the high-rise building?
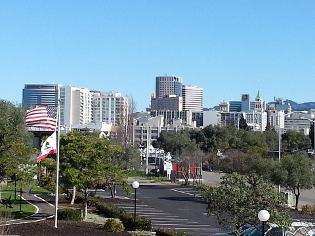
[155,76,182,98]
[22,84,59,110]
[92,92,129,126]
[229,101,242,112]
[60,86,93,129]
[151,95,183,111]
[241,94,250,111]
[182,85,203,112]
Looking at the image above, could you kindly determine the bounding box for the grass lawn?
[0,182,39,221]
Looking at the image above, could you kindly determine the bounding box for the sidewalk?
[0,193,54,226]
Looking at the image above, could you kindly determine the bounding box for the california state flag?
[36,131,57,162]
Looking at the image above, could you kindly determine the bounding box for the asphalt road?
[98,185,223,236]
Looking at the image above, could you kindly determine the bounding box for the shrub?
[156,228,189,236]
[119,214,151,231]
[58,208,82,221]
[104,219,125,232]
[95,201,126,218]
[301,204,315,215]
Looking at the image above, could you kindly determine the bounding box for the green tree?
[281,130,311,153]
[60,131,128,218]
[238,115,249,131]
[272,154,314,209]
[0,100,33,183]
[204,173,290,234]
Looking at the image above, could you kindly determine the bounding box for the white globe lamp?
[132,181,140,189]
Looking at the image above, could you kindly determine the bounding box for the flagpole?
[54,87,61,228]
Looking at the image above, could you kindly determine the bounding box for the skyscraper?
[22,84,59,110]
[155,76,182,98]
[182,85,203,112]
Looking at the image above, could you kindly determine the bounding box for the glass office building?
[22,84,59,109]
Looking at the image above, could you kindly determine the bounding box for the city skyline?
[1,1,314,110]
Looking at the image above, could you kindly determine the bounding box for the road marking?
[171,188,198,196]
[153,223,211,227]
[34,194,55,207]
[137,212,167,215]
[150,217,190,221]
[115,204,149,207]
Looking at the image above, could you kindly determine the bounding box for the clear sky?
[0,0,314,110]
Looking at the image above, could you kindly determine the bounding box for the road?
[98,184,223,236]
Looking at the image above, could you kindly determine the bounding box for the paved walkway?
[0,193,54,226]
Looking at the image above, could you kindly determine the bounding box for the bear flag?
[35,131,57,162]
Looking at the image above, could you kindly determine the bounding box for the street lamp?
[132,181,139,224]
[277,112,292,192]
[258,210,270,235]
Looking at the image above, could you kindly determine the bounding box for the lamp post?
[258,210,270,236]
[132,181,139,224]
[277,112,292,192]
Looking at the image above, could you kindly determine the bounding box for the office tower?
[22,84,59,110]
[229,101,242,112]
[151,95,183,111]
[241,94,250,111]
[92,92,129,126]
[155,76,182,98]
[182,85,203,112]
[60,86,93,129]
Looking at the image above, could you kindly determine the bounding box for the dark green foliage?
[239,115,249,131]
[95,201,126,218]
[156,228,189,236]
[271,154,314,209]
[281,130,311,153]
[204,173,290,233]
[119,214,152,231]
[0,100,34,181]
[58,208,82,221]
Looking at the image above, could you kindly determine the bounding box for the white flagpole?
[54,87,61,228]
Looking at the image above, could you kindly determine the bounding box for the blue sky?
[0,0,314,110]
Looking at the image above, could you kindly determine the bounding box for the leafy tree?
[272,154,314,209]
[153,130,193,157]
[219,149,261,174]
[0,100,33,183]
[204,173,290,234]
[281,130,311,153]
[238,115,249,131]
[60,131,128,218]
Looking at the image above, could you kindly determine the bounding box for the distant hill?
[284,100,315,111]
[208,100,315,112]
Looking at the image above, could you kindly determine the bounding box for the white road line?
[34,194,55,207]
[115,204,149,207]
[137,212,167,215]
[171,188,196,196]
[153,223,211,227]
[150,218,190,221]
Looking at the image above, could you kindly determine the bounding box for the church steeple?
[255,90,262,101]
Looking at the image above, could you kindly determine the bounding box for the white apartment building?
[220,111,267,131]
[60,86,92,129]
[92,92,129,126]
[267,110,285,132]
[182,85,203,112]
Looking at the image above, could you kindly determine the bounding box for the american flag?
[25,105,57,131]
